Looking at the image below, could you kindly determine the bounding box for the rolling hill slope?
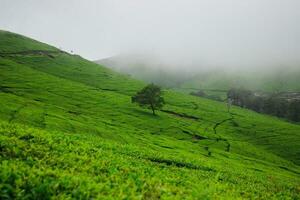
[0,30,300,199]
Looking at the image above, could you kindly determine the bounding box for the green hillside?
[0,30,300,199]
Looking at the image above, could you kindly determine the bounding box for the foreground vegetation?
[1,121,299,199]
[0,30,299,199]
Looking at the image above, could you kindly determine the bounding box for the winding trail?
[213,115,234,135]
[209,111,235,152]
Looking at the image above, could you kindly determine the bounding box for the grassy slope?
[0,30,58,53]
[0,30,299,199]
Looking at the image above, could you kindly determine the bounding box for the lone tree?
[132,83,165,115]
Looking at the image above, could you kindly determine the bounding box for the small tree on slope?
[132,83,165,115]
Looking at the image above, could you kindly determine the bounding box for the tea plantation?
[0,30,299,199]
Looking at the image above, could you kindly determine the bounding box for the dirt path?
[0,50,64,58]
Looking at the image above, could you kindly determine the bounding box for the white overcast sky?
[0,0,300,68]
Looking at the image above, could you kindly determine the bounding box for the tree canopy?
[132,84,165,115]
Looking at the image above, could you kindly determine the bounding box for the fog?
[1,0,300,71]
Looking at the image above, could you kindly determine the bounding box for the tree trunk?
[150,103,156,115]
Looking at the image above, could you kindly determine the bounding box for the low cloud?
[0,0,299,70]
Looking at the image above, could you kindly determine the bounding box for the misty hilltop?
[1,0,300,64]
[95,54,300,92]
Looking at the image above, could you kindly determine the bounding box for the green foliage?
[288,100,300,122]
[132,84,165,115]
[0,121,299,199]
[0,30,299,199]
[227,88,300,122]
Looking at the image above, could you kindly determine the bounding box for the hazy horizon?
[1,0,300,70]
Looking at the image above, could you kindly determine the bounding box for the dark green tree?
[132,83,165,115]
[287,100,300,122]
